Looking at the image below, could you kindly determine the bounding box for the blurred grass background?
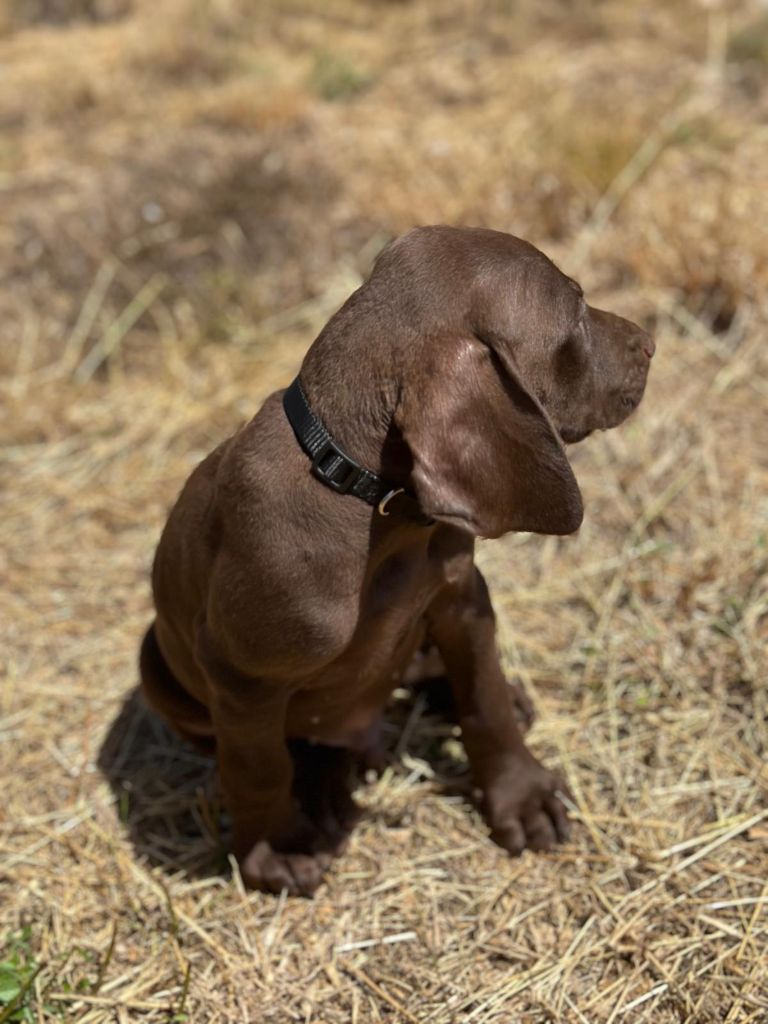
[0,1,766,1022]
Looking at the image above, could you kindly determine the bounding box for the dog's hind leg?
[139,622,216,755]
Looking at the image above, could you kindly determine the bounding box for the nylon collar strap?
[282,377,433,525]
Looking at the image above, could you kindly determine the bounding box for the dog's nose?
[636,330,655,359]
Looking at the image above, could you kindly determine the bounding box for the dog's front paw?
[483,753,570,855]
[238,840,332,897]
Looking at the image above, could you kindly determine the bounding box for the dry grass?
[1,1,767,1021]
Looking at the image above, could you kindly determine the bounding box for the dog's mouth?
[558,425,594,445]
[558,388,646,444]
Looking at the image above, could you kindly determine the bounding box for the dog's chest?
[364,545,437,611]
[284,541,448,744]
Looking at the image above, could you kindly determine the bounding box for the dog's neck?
[296,276,426,487]
[297,365,411,487]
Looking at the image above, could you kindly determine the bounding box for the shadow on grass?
[97,680,471,883]
[97,690,228,881]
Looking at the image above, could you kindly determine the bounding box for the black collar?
[282,377,432,525]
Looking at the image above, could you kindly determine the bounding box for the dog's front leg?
[195,624,330,896]
[426,563,570,855]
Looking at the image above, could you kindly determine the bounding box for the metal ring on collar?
[377,488,405,516]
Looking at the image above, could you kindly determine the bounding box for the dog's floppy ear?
[395,335,583,539]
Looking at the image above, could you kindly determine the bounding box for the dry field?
[1,1,767,1021]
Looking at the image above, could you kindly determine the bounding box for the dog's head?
[379,226,654,538]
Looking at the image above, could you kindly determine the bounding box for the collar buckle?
[311,438,364,494]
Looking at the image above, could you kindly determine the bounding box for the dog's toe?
[239,841,328,897]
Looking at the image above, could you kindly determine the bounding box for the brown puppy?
[140,226,654,895]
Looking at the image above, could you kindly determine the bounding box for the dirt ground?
[1,1,767,1021]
